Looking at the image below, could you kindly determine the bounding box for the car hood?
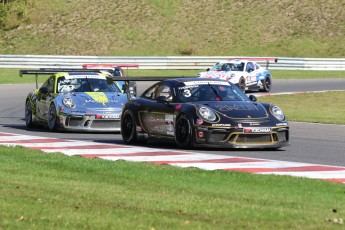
[64,92,127,109]
[194,101,268,119]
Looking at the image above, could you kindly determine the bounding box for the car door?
[37,76,56,120]
[139,83,176,136]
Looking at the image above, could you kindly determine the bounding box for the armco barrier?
[0,55,345,70]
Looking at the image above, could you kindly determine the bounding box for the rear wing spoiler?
[19,68,140,89]
[19,68,193,98]
[228,57,278,69]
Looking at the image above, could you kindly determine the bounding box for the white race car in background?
[196,58,277,92]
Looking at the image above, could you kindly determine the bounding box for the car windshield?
[210,62,245,72]
[176,81,249,102]
[57,76,120,93]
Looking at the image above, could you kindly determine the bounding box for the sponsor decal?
[249,122,260,126]
[244,127,271,133]
[197,131,205,138]
[276,122,288,126]
[178,85,198,90]
[86,92,108,106]
[65,75,106,80]
[215,104,259,111]
[142,113,175,135]
[183,81,230,86]
[70,110,86,114]
[211,124,231,127]
[95,114,120,119]
[196,119,203,125]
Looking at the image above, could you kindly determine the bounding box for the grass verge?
[1,69,345,84]
[258,91,345,125]
[0,145,344,229]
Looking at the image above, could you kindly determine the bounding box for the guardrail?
[1,55,345,70]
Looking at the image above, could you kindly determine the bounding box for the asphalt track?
[1,79,345,182]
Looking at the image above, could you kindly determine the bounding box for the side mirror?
[248,95,257,102]
[39,86,49,94]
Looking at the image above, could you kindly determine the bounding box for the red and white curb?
[1,132,345,184]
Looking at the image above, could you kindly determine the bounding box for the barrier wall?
[1,55,345,70]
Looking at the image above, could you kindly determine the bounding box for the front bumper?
[193,126,289,149]
[57,113,121,132]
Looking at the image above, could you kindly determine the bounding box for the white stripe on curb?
[0,132,344,184]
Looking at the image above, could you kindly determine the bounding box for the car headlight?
[198,106,217,122]
[271,105,285,121]
[62,97,76,109]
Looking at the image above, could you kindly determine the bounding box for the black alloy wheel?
[121,110,138,143]
[48,104,59,131]
[260,75,271,92]
[175,114,193,148]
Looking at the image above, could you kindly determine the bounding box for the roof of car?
[54,71,103,76]
[164,77,230,84]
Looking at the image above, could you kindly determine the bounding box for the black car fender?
[175,103,199,126]
[122,100,145,129]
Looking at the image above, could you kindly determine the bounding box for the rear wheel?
[121,110,138,143]
[175,114,193,148]
[25,100,34,128]
[260,75,271,92]
[48,104,59,131]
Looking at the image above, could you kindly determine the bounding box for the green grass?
[1,1,345,228]
[1,0,345,57]
[258,91,345,125]
[2,69,345,84]
[1,145,344,229]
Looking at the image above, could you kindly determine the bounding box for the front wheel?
[175,114,193,148]
[121,110,138,144]
[260,75,271,92]
[48,104,59,131]
[236,77,246,92]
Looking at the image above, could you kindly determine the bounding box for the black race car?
[121,78,289,149]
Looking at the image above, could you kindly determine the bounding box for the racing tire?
[175,114,193,148]
[121,110,138,144]
[48,103,59,131]
[236,77,246,92]
[25,100,34,128]
[260,75,271,92]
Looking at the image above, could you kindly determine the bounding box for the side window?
[156,85,173,101]
[41,76,55,93]
[255,64,260,70]
[142,85,158,100]
[246,62,254,72]
[47,76,55,93]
